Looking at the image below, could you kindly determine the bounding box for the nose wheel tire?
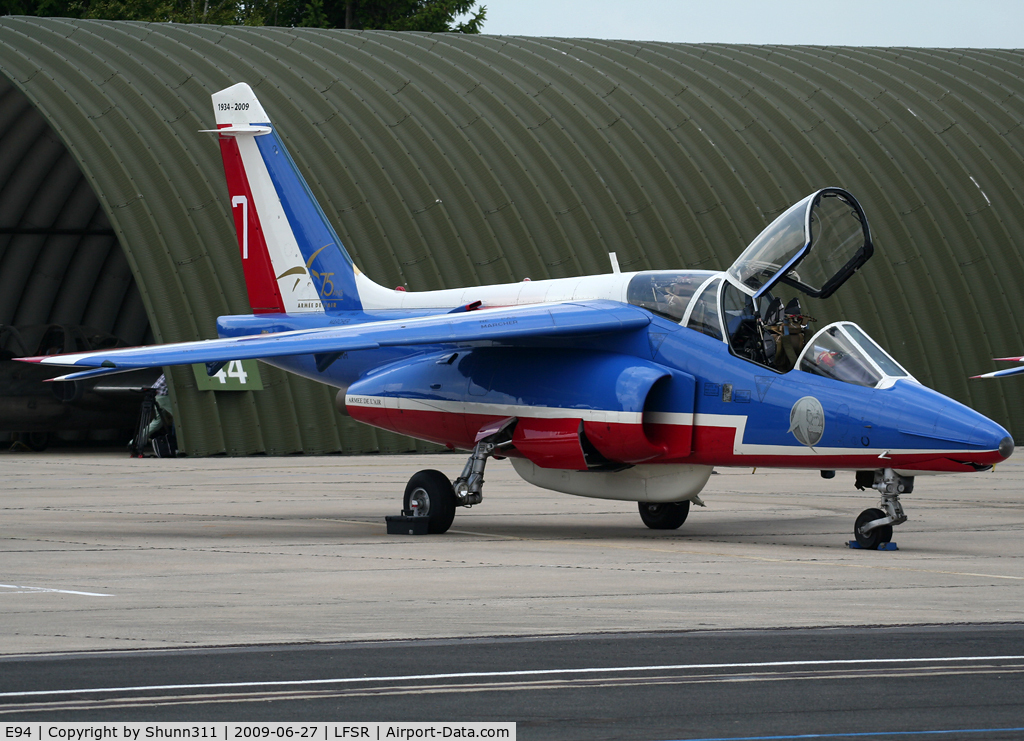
[638,500,690,530]
[854,507,893,549]
[404,469,457,534]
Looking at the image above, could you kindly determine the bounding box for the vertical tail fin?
[210,82,362,314]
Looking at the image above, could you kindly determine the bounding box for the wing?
[972,356,1024,379]
[18,300,651,381]
[972,366,1024,379]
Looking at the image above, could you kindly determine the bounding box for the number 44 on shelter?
[191,359,263,391]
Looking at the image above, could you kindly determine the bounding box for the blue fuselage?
[218,307,1010,473]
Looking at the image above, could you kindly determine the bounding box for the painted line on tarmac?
[5,666,1022,715]
[3,653,1023,699]
[0,583,113,597]
[671,727,1024,740]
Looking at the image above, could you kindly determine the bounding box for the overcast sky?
[478,0,1023,48]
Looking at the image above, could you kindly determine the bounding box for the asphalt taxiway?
[2,625,1024,738]
[3,451,1024,736]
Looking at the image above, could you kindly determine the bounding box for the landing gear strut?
[854,468,911,549]
[404,418,516,534]
[452,438,498,507]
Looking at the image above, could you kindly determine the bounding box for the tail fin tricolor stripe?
[218,133,286,314]
[210,83,362,314]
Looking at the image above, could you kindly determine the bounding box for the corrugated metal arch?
[1,19,1022,451]
[0,73,150,367]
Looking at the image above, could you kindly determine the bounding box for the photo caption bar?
[1,724,514,741]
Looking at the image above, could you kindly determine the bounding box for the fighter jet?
[19,83,1013,547]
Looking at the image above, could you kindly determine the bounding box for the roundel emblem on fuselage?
[789,396,825,447]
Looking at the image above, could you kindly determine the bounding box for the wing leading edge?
[18,301,651,381]
[972,355,1024,379]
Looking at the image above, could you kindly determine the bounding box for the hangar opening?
[0,74,154,449]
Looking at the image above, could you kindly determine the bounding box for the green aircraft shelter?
[1,18,1022,454]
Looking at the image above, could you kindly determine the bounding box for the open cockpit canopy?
[726,188,873,300]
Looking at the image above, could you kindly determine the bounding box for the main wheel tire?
[638,500,690,530]
[404,469,457,534]
[854,507,892,549]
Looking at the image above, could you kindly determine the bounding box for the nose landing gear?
[854,468,911,549]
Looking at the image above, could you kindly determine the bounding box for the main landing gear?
[403,419,516,534]
[854,468,911,549]
[403,470,457,534]
[638,501,690,530]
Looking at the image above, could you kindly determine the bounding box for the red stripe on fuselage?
[348,404,1002,472]
[652,422,1003,470]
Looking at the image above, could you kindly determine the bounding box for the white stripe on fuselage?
[347,394,644,425]
[355,268,638,311]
